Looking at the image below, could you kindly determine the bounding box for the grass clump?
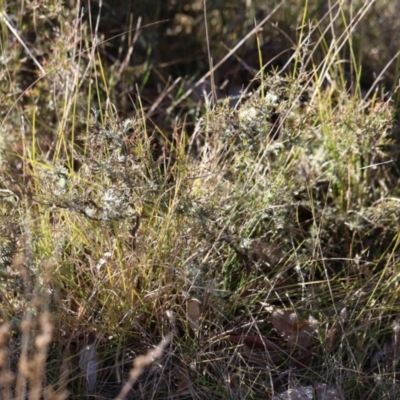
[1,0,400,399]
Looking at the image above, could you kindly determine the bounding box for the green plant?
[1,0,400,398]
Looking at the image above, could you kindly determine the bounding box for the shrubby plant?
[1,0,400,399]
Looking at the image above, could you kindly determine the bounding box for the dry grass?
[1,0,400,399]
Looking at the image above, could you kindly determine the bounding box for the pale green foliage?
[1,0,400,398]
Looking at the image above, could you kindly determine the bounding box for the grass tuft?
[1,0,400,398]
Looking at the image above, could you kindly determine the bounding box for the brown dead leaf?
[228,334,281,351]
[268,307,318,350]
[241,342,283,366]
[187,298,201,331]
[228,334,286,365]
